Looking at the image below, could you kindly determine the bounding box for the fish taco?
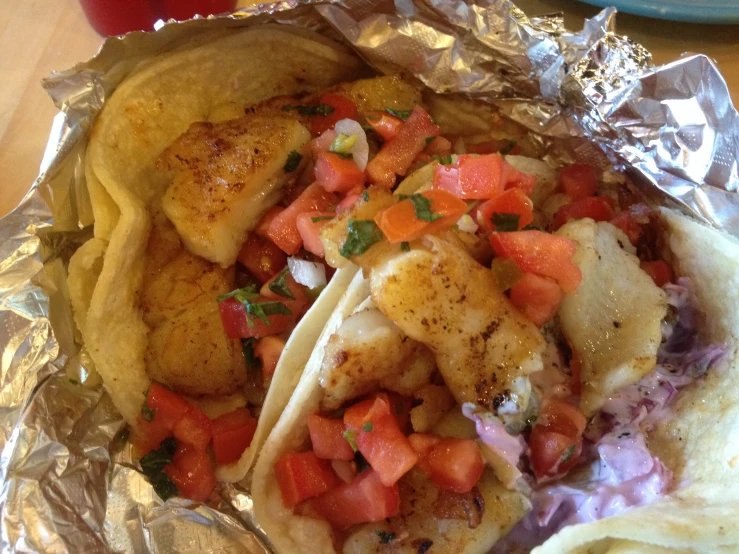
[249,92,739,552]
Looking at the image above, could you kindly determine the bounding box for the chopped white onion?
[456,213,478,234]
[288,257,327,289]
[333,119,369,170]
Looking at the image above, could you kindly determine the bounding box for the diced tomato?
[505,167,537,196]
[310,469,400,528]
[477,188,534,232]
[314,152,365,194]
[366,106,440,189]
[254,336,286,378]
[489,231,582,293]
[425,136,452,156]
[255,206,285,239]
[375,189,468,243]
[146,382,191,429]
[266,184,338,255]
[365,111,403,141]
[559,164,598,200]
[344,395,393,430]
[172,405,212,451]
[274,451,340,509]
[164,444,216,502]
[408,433,441,473]
[296,211,334,258]
[218,296,295,339]
[131,416,171,456]
[426,438,484,493]
[640,260,673,288]
[237,234,287,284]
[434,154,508,200]
[337,193,362,214]
[309,93,359,136]
[610,210,643,246]
[308,414,355,461]
[310,129,338,157]
[529,397,586,481]
[554,196,615,230]
[464,139,521,156]
[211,407,257,466]
[509,273,563,327]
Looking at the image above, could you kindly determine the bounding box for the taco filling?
[254,92,725,551]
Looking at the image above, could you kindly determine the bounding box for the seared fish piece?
[370,236,545,419]
[160,115,311,267]
[556,219,667,417]
[319,303,435,410]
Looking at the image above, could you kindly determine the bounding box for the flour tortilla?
[68,25,360,481]
[252,208,739,553]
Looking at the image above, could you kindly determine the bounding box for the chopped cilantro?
[343,429,358,452]
[355,451,370,473]
[400,241,410,252]
[282,104,335,117]
[268,266,295,300]
[499,140,517,155]
[139,437,179,500]
[560,444,576,464]
[435,154,453,165]
[218,285,292,327]
[366,113,380,120]
[385,107,412,120]
[242,338,261,371]
[334,151,353,159]
[425,136,436,145]
[405,193,443,223]
[141,404,155,422]
[283,151,302,173]
[376,530,396,544]
[492,212,520,232]
[361,190,370,202]
[340,220,383,258]
[418,540,433,554]
[465,200,481,214]
[362,421,374,432]
[522,223,544,231]
[329,133,357,154]
[311,215,334,223]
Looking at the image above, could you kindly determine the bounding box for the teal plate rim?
[578,0,739,23]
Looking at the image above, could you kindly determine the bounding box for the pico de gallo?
[251,82,724,551]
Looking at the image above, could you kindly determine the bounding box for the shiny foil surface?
[0,0,736,552]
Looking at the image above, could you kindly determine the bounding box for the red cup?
[79,0,237,37]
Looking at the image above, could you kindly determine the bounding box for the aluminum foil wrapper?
[0,0,737,552]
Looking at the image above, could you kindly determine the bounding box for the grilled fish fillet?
[160,115,311,267]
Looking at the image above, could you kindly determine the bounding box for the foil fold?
[0,0,737,552]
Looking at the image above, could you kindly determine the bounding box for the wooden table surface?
[1,0,736,217]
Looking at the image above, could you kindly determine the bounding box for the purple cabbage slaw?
[486,278,726,551]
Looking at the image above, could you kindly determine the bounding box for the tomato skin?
[314,152,365,194]
[344,395,418,486]
[375,189,468,243]
[426,438,484,493]
[529,397,586,481]
[266,184,338,255]
[274,451,340,509]
[366,106,441,189]
[217,296,295,339]
[255,206,285,239]
[559,164,598,200]
[509,272,563,327]
[165,444,217,502]
[610,211,643,246]
[254,336,286,378]
[425,136,453,156]
[309,93,359,136]
[505,167,537,196]
[211,407,257,466]
[366,111,403,141]
[489,231,582,293]
[640,260,674,288]
[477,188,534,232]
[434,154,507,200]
[172,405,212,451]
[554,196,615,230]
[237,234,287,284]
[310,469,400,528]
[308,414,355,461]
[296,211,334,258]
